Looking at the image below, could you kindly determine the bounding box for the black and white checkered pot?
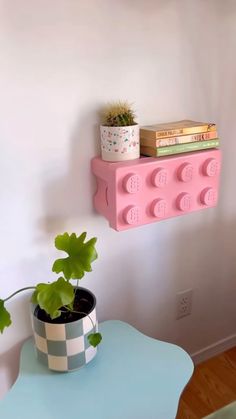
[31,287,97,372]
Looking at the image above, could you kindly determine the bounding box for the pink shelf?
[91,149,221,231]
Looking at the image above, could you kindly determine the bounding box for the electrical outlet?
[176,289,193,319]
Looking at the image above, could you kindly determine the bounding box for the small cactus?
[101,101,137,127]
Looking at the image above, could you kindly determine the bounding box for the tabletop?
[0,320,194,419]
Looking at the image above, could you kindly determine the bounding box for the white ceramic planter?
[31,287,97,372]
[100,125,140,162]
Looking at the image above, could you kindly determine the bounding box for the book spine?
[141,139,220,157]
[140,124,216,140]
[140,131,217,148]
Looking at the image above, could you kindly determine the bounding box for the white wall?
[1,0,236,397]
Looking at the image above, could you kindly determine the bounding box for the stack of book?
[140,120,219,157]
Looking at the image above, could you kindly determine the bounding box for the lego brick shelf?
[91,149,221,231]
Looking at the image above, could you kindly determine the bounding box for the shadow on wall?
[0,290,34,399]
[100,213,236,349]
[153,213,236,349]
[0,342,23,400]
[119,0,174,13]
[38,108,101,235]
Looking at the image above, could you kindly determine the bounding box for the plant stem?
[3,286,36,303]
[62,306,96,332]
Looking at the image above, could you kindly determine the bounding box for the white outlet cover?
[176,289,193,319]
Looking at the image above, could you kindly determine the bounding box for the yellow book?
[140,120,216,140]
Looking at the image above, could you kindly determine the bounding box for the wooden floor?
[176,347,236,419]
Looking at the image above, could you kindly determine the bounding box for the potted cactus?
[100,101,140,161]
[0,232,102,372]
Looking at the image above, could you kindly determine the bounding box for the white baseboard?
[191,333,236,364]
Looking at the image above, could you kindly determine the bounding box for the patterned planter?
[100,125,140,161]
[31,287,97,372]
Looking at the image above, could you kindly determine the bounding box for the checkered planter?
[31,290,97,372]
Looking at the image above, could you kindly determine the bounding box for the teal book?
[140,139,220,157]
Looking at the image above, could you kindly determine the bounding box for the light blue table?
[0,320,194,419]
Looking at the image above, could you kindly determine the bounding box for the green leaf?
[52,232,98,281]
[31,290,38,305]
[87,332,102,347]
[34,277,74,319]
[0,300,12,333]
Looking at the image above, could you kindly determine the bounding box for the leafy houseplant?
[0,232,102,372]
[100,101,140,162]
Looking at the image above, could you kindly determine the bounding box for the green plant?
[101,101,137,127]
[0,232,102,347]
